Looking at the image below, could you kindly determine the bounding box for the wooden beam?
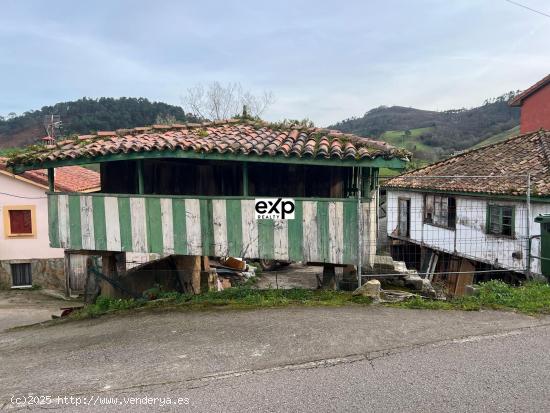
[12,149,408,173]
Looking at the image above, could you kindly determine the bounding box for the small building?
[8,120,408,294]
[0,158,100,290]
[510,73,550,133]
[384,129,550,285]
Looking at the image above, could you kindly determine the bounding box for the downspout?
[357,166,363,289]
[526,173,532,278]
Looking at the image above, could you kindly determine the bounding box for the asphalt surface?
[0,290,67,331]
[1,304,550,412]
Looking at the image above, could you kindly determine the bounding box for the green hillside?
[379,127,438,160]
[330,92,520,161]
[472,125,520,149]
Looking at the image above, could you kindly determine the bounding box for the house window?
[10,263,32,287]
[3,205,36,238]
[424,194,456,228]
[487,205,514,237]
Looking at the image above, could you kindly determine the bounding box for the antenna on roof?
[42,114,61,145]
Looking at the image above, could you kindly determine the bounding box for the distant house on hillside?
[0,158,100,291]
[383,129,550,288]
[510,73,550,133]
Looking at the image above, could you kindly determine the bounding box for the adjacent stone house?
[384,129,550,282]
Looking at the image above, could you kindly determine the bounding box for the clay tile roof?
[8,120,409,169]
[509,74,550,106]
[0,158,100,192]
[384,129,550,197]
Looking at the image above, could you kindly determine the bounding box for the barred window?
[424,194,456,229]
[487,205,514,237]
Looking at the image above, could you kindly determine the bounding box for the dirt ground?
[0,265,320,332]
[0,290,74,331]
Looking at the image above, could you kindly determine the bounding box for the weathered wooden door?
[69,254,88,292]
[398,198,410,237]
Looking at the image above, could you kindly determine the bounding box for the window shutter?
[9,210,33,234]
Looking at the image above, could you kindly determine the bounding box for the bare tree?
[155,113,178,125]
[183,82,274,121]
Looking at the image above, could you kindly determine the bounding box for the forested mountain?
[1,93,522,161]
[330,92,521,160]
[0,97,198,148]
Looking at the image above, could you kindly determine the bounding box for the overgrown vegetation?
[71,288,373,319]
[67,280,550,321]
[391,280,550,315]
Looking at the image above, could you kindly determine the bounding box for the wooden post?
[98,252,126,298]
[47,168,55,192]
[100,253,118,298]
[64,250,71,297]
[173,255,202,294]
[242,162,249,196]
[137,160,145,194]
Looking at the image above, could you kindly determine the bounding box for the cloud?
[1,0,549,126]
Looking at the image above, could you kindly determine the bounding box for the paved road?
[1,305,549,412]
[104,325,550,413]
[0,290,67,331]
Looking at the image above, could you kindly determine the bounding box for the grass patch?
[380,127,434,152]
[473,126,520,149]
[70,288,373,320]
[69,280,550,321]
[390,280,550,315]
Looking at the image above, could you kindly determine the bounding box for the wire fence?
[377,174,539,285]
[64,174,546,299]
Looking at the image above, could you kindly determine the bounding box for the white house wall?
[387,190,545,275]
[0,173,64,261]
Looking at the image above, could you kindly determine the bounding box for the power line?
[504,0,550,19]
[0,192,47,199]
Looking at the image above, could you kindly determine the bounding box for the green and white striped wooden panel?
[48,194,363,265]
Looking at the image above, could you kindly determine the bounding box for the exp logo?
[254,198,295,220]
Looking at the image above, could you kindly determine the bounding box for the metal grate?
[10,263,32,287]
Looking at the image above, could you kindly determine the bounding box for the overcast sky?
[1,0,549,126]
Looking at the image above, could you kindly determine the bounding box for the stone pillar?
[322,264,337,290]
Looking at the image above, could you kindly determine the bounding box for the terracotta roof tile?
[384,129,550,197]
[0,158,100,192]
[8,120,409,169]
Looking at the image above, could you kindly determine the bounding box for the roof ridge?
[396,128,548,178]
[509,73,550,106]
[79,120,394,149]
